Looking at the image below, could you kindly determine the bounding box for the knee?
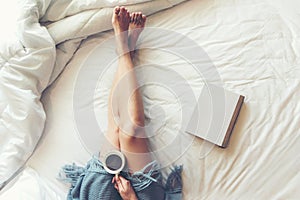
[119,131,137,146]
[119,120,145,139]
[119,116,144,136]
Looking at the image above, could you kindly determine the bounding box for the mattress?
[1,0,300,199]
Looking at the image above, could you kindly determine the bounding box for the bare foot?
[128,12,146,57]
[112,6,131,55]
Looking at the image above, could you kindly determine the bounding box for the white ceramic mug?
[103,150,126,174]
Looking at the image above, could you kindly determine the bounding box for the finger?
[115,175,121,184]
[116,174,122,182]
[116,178,125,191]
[114,183,119,191]
[119,175,128,182]
[119,176,131,189]
[112,176,117,183]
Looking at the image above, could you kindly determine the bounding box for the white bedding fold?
[41,0,153,22]
[45,0,187,44]
[0,0,55,189]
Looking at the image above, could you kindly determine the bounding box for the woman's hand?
[112,174,138,200]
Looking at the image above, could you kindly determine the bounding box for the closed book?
[185,84,244,148]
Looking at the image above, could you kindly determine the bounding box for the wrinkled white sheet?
[1,0,300,199]
[0,0,186,190]
[0,167,62,200]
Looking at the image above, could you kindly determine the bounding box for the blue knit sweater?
[59,157,182,200]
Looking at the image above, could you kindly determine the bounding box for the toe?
[135,13,139,24]
[119,7,126,16]
[114,6,120,14]
[137,13,142,25]
[142,15,146,24]
[130,13,134,22]
[120,7,129,19]
[112,7,120,23]
[131,13,135,24]
[132,13,136,23]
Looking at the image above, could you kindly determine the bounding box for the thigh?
[119,128,153,172]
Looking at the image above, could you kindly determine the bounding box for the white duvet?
[0,0,187,189]
[0,0,55,188]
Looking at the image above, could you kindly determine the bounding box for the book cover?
[185,84,244,148]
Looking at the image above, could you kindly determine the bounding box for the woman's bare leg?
[102,9,147,153]
[105,7,151,172]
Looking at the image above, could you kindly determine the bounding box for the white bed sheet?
[1,0,300,199]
